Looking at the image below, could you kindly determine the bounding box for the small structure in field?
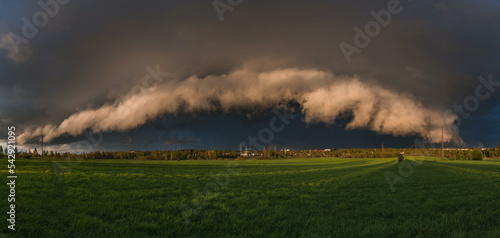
[397,152,404,162]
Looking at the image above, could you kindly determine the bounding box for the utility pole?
[41,130,44,158]
[441,126,444,159]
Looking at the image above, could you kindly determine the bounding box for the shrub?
[455,153,461,160]
[471,150,483,160]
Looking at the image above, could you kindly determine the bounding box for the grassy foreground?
[1,157,499,237]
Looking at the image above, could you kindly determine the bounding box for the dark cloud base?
[1,0,500,151]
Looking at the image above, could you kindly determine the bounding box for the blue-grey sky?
[1,0,499,152]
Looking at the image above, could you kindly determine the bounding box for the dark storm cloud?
[1,0,500,149]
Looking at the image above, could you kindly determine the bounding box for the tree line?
[1,145,499,160]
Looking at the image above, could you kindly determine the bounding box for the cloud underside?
[18,68,459,144]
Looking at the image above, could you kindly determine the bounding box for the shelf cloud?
[2,0,499,149]
[19,68,459,144]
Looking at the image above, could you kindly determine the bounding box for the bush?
[455,153,461,160]
[471,150,483,160]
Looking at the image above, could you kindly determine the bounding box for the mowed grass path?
[1,157,499,237]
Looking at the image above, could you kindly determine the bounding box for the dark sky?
[1,0,499,152]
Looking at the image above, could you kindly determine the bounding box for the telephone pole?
[441,126,444,159]
[41,130,44,158]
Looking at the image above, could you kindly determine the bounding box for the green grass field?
[1,157,499,237]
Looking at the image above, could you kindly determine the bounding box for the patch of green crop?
[0,157,498,237]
